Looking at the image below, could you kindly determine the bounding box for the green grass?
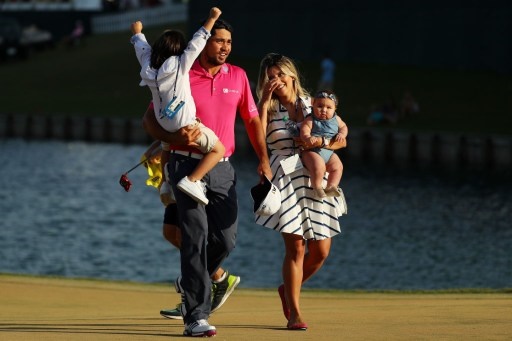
[3,273,510,293]
[1,22,511,135]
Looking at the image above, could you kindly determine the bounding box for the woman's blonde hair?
[256,53,310,116]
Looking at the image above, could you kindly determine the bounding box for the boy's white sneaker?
[177,177,209,205]
[183,319,216,337]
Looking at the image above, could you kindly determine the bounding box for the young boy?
[130,7,225,205]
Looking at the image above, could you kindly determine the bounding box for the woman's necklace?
[284,97,301,121]
[291,97,305,122]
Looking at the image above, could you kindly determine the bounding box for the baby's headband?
[314,91,338,106]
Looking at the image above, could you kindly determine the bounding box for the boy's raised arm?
[202,7,222,32]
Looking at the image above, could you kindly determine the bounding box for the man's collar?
[192,60,230,76]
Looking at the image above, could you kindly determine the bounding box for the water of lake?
[0,139,510,290]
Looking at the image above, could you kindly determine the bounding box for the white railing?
[91,3,187,34]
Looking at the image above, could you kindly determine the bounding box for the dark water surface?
[0,139,510,290]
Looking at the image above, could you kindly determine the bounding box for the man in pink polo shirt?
[143,19,271,337]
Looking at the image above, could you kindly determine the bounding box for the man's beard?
[206,54,226,66]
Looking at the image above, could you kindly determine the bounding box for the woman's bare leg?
[282,233,307,326]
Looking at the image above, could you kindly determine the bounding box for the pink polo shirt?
[184,60,259,157]
[149,60,258,157]
[190,60,258,156]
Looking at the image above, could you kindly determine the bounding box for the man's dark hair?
[202,18,233,36]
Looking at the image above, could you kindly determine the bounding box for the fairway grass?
[1,274,511,340]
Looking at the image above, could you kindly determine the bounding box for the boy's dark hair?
[202,18,233,36]
[150,29,186,69]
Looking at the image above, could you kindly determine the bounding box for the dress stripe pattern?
[255,97,347,240]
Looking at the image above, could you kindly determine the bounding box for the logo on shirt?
[223,88,240,94]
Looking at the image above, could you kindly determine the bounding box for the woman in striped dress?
[255,53,348,330]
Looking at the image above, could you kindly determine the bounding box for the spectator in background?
[367,92,419,126]
[367,97,399,126]
[63,20,84,47]
[317,51,336,91]
[399,91,420,118]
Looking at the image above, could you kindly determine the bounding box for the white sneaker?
[183,319,216,337]
[177,177,209,205]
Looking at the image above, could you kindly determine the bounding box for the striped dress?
[254,96,347,240]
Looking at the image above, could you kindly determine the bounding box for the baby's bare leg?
[302,150,326,190]
[325,153,343,188]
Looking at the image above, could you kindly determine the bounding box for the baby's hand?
[334,133,344,143]
[210,7,222,20]
[309,136,319,145]
[131,21,143,35]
